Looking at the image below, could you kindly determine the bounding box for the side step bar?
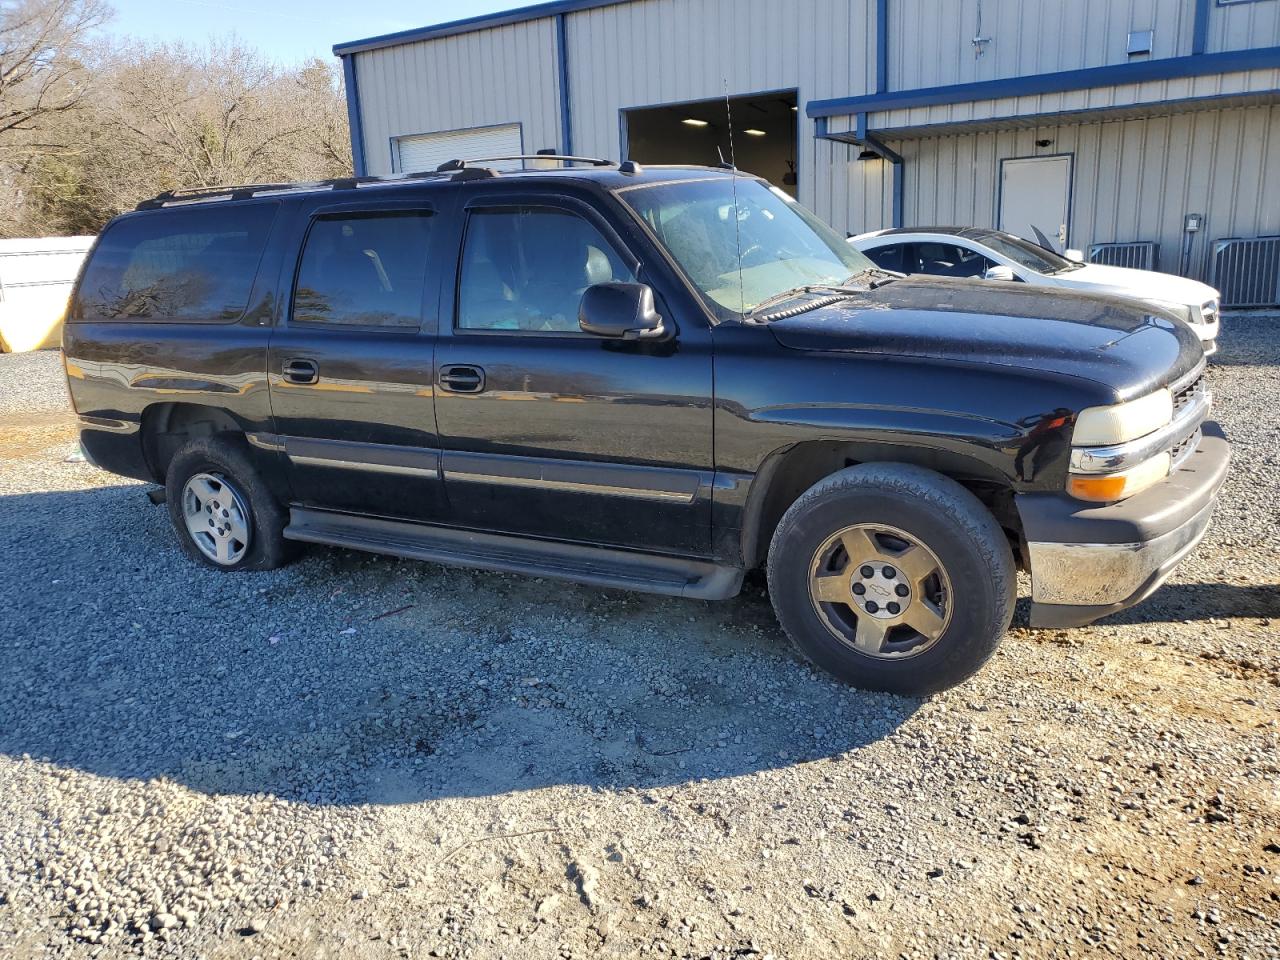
[284,508,743,601]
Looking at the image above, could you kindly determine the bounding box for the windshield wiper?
[844,266,904,289]
[744,284,853,320]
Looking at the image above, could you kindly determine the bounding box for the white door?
[394,123,523,174]
[999,155,1072,252]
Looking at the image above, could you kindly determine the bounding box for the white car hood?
[1058,263,1217,307]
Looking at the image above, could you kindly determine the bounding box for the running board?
[284,508,743,601]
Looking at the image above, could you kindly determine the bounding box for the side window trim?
[451,198,639,338]
[285,207,436,334]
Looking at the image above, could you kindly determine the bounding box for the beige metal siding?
[1209,0,1280,53]
[866,66,1280,133]
[867,104,1280,280]
[889,0,1193,90]
[353,19,561,176]
[563,0,878,218]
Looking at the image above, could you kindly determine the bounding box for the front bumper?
[1017,422,1230,628]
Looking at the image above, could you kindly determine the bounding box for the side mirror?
[983,265,1017,282]
[579,282,667,340]
[1065,249,1085,263]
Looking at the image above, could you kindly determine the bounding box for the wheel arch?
[140,402,248,482]
[740,440,1024,571]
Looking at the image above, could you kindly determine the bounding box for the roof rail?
[135,168,461,211]
[435,154,615,171]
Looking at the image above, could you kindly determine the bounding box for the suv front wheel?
[766,463,1015,695]
[165,435,293,571]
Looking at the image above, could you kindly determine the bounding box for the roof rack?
[134,155,619,211]
[435,154,615,171]
[135,169,458,211]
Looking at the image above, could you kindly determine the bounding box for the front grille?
[1165,363,1209,469]
[1172,370,1206,420]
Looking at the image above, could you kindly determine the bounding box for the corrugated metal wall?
[563,0,878,222]
[1211,0,1280,53]
[888,0,1194,89]
[879,104,1280,280]
[353,19,562,176]
[343,0,1279,280]
[866,66,1280,133]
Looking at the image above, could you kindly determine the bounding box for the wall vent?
[1088,241,1159,272]
[1212,237,1280,308]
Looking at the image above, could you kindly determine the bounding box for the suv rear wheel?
[766,463,1015,695]
[165,436,293,571]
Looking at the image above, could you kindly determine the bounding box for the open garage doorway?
[623,90,799,196]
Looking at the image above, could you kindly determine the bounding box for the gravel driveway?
[1,328,1277,959]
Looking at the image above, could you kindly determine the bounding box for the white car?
[851,227,1220,354]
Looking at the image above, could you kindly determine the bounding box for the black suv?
[63,159,1229,694]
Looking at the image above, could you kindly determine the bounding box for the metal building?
[335,0,1280,294]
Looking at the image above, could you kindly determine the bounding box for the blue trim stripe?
[556,13,573,155]
[806,46,1280,118]
[333,0,631,56]
[875,0,889,94]
[1193,0,1212,55]
[341,55,367,177]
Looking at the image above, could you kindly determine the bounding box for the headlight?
[1072,390,1172,445]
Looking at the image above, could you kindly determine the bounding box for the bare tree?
[0,0,109,141]
[4,34,352,236]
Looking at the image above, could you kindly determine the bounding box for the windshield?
[975,231,1078,275]
[619,177,875,319]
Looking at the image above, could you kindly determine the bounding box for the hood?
[766,276,1204,400]
[1059,263,1218,307]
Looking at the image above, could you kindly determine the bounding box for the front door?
[433,193,715,557]
[267,199,448,522]
[999,155,1072,252]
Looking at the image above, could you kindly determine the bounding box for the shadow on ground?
[1,485,923,807]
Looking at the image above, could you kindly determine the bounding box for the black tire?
[766,463,1015,696]
[164,434,295,571]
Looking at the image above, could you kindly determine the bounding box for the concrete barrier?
[0,236,94,352]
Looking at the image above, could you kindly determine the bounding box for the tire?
[164,435,294,571]
[766,463,1015,696]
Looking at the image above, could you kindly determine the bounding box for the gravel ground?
[0,328,1277,960]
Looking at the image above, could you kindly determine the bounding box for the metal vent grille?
[1212,237,1280,308]
[1088,241,1159,271]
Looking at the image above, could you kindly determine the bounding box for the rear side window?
[292,212,434,329]
[74,204,276,323]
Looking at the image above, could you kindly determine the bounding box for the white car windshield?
[974,231,1081,275]
[620,177,876,319]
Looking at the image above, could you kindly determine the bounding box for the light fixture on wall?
[682,118,709,127]
[857,148,880,161]
[1036,138,1054,148]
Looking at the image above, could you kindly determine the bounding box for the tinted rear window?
[73,204,277,323]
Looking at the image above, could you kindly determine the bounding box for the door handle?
[439,364,485,394]
[282,358,319,385]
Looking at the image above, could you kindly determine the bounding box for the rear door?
[432,188,716,556]
[266,194,450,522]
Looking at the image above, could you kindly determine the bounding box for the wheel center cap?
[850,563,911,620]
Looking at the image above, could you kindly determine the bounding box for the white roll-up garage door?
[394,124,524,174]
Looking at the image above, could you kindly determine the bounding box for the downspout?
[556,13,574,156]
[815,115,905,229]
[875,0,889,93]
[340,54,368,177]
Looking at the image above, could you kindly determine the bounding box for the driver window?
[457,207,634,332]
[915,242,991,279]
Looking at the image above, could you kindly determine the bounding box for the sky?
[102,0,526,65]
